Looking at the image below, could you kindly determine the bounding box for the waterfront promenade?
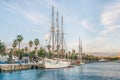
[0,63,44,72]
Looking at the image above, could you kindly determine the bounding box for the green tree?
[38,47,46,58]
[48,51,53,59]
[0,41,6,56]
[70,49,77,61]
[12,39,18,48]
[29,50,35,58]
[16,35,23,50]
[12,39,18,56]
[29,40,33,52]
[16,50,24,61]
[56,44,60,57]
[34,38,40,56]
[47,44,51,57]
[73,54,78,60]
[24,46,28,53]
[29,50,35,61]
[8,49,13,63]
[47,44,51,52]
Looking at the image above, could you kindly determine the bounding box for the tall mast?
[79,36,81,58]
[51,6,55,54]
[56,11,60,57]
[79,36,82,61]
[61,16,64,55]
[80,40,82,62]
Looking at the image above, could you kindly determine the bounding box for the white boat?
[99,57,108,62]
[80,62,85,65]
[43,58,71,69]
[0,55,9,62]
[13,56,19,62]
[42,7,71,69]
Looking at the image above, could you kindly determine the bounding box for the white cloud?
[1,1,50,26]
[80,20,95,32]
[101,10,120,26]
[66,36,118,53]
[25,12,49,26]
[84,37,117,52]
[101,25,120,35]
[101,1,120,36]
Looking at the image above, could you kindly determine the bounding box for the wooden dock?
[0,63,45,72]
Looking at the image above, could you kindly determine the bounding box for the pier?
[0,63,45,72]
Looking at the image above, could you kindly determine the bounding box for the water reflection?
[0,62,120,80]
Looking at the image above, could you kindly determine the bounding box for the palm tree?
[34,38,40,56]
[47,44,51,57]
[72,49,76,61]
[8,49,13,63]
[57,44,60,57]
[29,40,33,52]
[12,39,18,49]
[38,47,46,58]
[0,41,6,56]
[12,43,16,49]
[12,43,16,56]
[24,46,28,53]
[47,44,51,52]
[12,39,18,56]
[60,49,65,59]
[16,35,23,50]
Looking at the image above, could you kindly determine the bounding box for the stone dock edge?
[0,63,45,72]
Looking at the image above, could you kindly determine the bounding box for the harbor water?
[0,62,120,80]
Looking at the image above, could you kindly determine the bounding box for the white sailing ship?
[43,6,70,69]
[77,36,85,65]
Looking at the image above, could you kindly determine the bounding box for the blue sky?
[0,0,120,55]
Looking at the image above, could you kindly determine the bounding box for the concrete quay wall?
[0,63,44,72]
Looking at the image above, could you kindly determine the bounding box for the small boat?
[13,56,19,63]
[0,55,9,63]
[73,60,85,65]
[98,58,108,62]
[80,62,85,65]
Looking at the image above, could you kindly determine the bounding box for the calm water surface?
[0,62,120,80]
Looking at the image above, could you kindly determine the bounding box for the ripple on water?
[0,62,120,80]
